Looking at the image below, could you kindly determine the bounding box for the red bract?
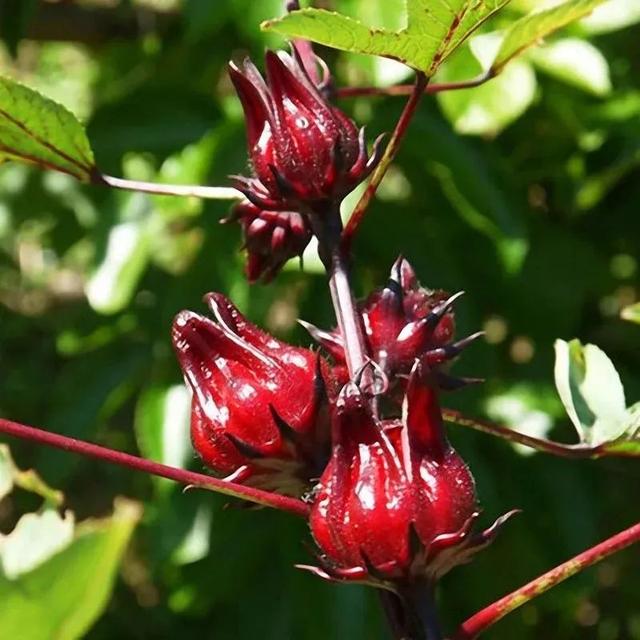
[302,257,483,391]
[229,47,383,211]
[306,364,514,586]
[172,292,329,496]
[225,200,312,282]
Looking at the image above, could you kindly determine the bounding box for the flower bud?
[309,384,412,579]
[302,257,482,391]
[172,292,329,495]
[229,47,383,211]
[306,365,514,585]
[226,201,312,282]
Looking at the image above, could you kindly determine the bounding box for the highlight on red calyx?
[228,45,384,212]
[305,363,515,587]
[171,292,330,496]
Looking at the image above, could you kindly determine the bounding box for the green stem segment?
[454,521,640,639]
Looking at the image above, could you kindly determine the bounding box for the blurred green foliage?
[0,1,639,639]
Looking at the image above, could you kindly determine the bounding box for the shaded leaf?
[0,76,95,181]
[492,0,608,73]
[0,499,141,640]
[262,0,510,75]
[0,0,38,56]
[554,339,627,446]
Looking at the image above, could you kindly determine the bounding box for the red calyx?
[306,364,513,585]
[171,292,329,495]
[229,46,383,212]
[225,201,312,283]
[302,257,483,392]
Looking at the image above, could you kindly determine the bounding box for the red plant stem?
[342,72,427,252]
[97,173,243,200]
[442,409,640,459]
[312,209,370,381]
[453,521,640,639]
[0,418,309,517]
[335,72,491,99]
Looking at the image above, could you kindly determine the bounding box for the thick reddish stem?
[335,72,492,99]
[454,521,640,639]
[342,72,427,252]
[0,418,309,517]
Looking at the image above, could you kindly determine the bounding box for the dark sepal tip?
[224,433,265,459]
[269,404,298,443]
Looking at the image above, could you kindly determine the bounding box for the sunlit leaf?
[621,302,640,325]
[135,384,192,471]
[0,447,12,501]
[529,38,611,96]
[554,339,628,446]
[263,0,510,75]
[0,444,63,505]
[437,36,536,136]
[86,215,151,315]
[0,499,141,640]
[0,510,74,579]
[492,0,608,73]
[0,76,95,181]
[580,0,640,34]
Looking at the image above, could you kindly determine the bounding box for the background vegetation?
[0,1,638,638]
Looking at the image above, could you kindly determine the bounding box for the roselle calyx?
[306,364,514,587]
[229,47,383,212]
[225,200,312,282]
[172,292,329,496]
[302,257,483,392]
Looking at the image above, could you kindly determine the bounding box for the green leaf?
[0,498,141,640]
[0,76,95,181]
[621,402,640,439]
[0,510,74,579]
[437,35,536,136]
[601,438,640,456]
[554,339,628,446]
[0,448,12,501]
[85,215,151,315]
[581,0,640,34]
[134,384,191,470]
[262,0,510,75]
[529,38,611,96]
[621,302,640,324]
[492,0,608,73]
[0,445,63,505]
